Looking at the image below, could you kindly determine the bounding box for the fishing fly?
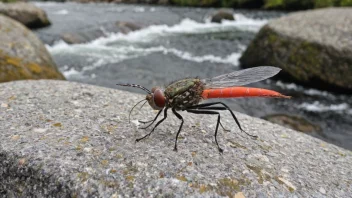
[117,66,290,153]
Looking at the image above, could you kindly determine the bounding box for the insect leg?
[197,106,227,110]
[192,106,230,131]
[139,109,163,129]
[186,109,223,153]
[171,108,184,152]
[187,102,257,139]
[136,108,168,142]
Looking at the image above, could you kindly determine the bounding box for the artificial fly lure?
[117,66,290,153]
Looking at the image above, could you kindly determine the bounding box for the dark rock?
[262,114,321,133]
[0,15,64,83]
[240,8,352,93]
[211,9,235,23]
[0,2,51,29]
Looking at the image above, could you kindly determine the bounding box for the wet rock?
[0,2,51,28]
[262,114,321,133]
[0,15,64,83]
[240,8,352,93]
[0,80,351,197]
[211,9,235,23]
[60,21,142,44]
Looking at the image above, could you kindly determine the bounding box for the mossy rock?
[240,8,352,93]
[0,15,64,83]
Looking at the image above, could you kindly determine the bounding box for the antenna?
[116,83,151,94]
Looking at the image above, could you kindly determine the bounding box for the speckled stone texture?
[240,8,352,92]
[0,80,351,197]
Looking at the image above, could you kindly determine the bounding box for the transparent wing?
[202,66,281,88]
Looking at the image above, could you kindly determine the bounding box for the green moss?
[100,180,119,188]
[340,0,352,6]
[223,0,264,8]
[176,175,188,182]
[0,0,17,2]
[314,0,338,8]
[190,177,250,196]
[228,140,247,149]
[264,0,351,9]
[264,0,315,10]
[273,176,296,192]
[170,0,218,7]
[221,0,238,7]
[0,51,65,82]
[264,0,284,9]
[287,41,322,81]
[216,178,241,197]
[246,164,271,184]
[28,63,43,74]
[77,172,89,182]
[6,57,22,67]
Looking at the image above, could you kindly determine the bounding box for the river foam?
[90,15,266,45]
[298,101,350,114]
[48,15,266,76]
[275,80,336,98]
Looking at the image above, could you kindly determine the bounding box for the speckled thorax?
[164,78,205,110]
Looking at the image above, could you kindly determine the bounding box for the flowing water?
[34,2,352,150]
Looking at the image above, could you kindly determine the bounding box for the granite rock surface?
[0,80,351,197]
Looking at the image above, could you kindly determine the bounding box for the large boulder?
[240,8,352,93]
[0,80,351,197]
[0,2,51,28]
[0,15,64,83]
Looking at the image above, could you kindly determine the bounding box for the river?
[33,2,352,150]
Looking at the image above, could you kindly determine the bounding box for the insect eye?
[153,89,165,108]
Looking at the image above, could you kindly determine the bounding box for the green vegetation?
[340,0,352,6]
[264,0,351,9]
[171,0,352,9]
[170,0,218,7]
[264,0,314,10]
[0,0,17,2]
[220,0,264,8]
